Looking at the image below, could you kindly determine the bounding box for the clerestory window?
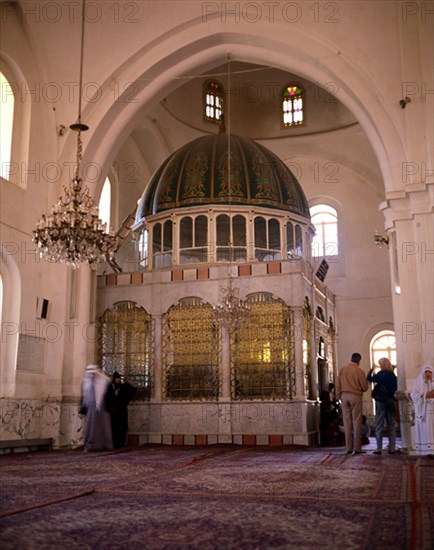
[204,81,224,123]
[282,84,304,127]
[310,204,338,257]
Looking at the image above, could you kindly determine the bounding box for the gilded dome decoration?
[136,133,310,220]
[217,151,243,199]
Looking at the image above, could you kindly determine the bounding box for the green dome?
[136,133,310,220]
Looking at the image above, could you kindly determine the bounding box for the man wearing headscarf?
[411,364,434,455]
[106,371,137,448]
[81,364,113,451]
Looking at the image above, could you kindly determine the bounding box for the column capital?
[379,181,433,229]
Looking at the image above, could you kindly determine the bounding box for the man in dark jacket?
[106,371,137,448]
[367,357,397,454]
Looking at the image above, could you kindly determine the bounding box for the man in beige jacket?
[336,353,369,454]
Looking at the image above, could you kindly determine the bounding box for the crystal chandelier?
[32,0,117,269]
[214,271,250,331]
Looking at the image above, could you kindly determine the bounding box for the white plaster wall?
[1,1,432,445]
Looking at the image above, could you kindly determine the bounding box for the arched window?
[254,217,281,261]
[98,177,111,231]
[216,214,246,262]
[179,215,208,264]
[139,229,148,268]
[163,298,220,401]
[152,220,173,268]
[282,84,304,127]
[370,331,397,374]
[204,81,224,123]
[0,71,14,180]
[310,204,338,257]
[316,307,325,323]
[98,301,154,398]
[286,222,304,258]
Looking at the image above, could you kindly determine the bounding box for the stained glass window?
[282,85,304,127]
[204,81,224,123]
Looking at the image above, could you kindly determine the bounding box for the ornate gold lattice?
[162,298,221,401]
[303,301,313,399]
[327,317,336,382]
[232,293,295,400]
[98,301,154,399]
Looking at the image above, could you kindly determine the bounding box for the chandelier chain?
[213,54,251,330]
[32,0,117,269]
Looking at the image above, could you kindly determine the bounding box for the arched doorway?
[369,330,399,434]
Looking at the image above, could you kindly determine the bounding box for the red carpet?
[0,445,433,549]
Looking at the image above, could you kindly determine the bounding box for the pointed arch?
[0,244,21,396]
[58,25,407,202]
[0,54,31,188]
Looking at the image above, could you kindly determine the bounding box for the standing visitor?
[336,353,369,455]
[411,364,434,456]
[106,371,137,448]
[81,364,113,452]
[367,357,398,455]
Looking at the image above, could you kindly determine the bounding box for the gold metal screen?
[232,293,295,400]
[98,301,154,398]
[162,298,221,401]
[303,303,313,399]
[327,318,336,382]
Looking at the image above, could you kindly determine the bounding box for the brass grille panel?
[232,294,295,400]
[303,304,313,399]
[98,301,154,399]
[327,320,336,382]
[163,298,221,401]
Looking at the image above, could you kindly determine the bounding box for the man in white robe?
[81,364,113,451]
[411,365,434,455]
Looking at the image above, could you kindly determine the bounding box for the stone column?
[380,183,433,451]
[58,266,93,448]
[293,306,305,398]
[218,326,232,442]
[220,327,231,399]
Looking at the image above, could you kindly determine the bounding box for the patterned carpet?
[0,445,433,549]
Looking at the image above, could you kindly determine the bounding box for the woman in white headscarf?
[81,364,113,451]
[411,364,434,455]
